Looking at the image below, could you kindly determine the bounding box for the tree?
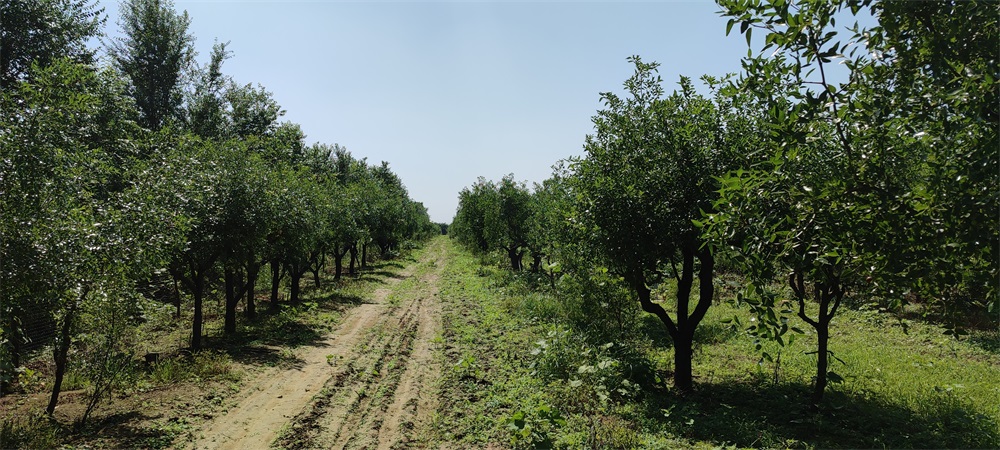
[526,174,574,277]
[157,137,228,351]
[109,0,195,130]
[568,58,737,392]
[493,176,533,271]
[451,175,535,271]
[226,82,284,141]
[186,40,232,140]
[870,0,998,319]
[713,0,998,405]
[451,178,496,253]
[216,148,273,334]
[0,59,176,416]
[0,0,103,91]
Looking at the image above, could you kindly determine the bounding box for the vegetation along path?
[192,238,447,450]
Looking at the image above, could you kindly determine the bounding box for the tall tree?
[0,0,103,91]
[109,0,194,130]
[186,40,232,140]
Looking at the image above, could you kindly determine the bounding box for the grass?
[433,238,1000,449]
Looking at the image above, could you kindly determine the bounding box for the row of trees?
[451,0,997,407]
[0,0,436,421]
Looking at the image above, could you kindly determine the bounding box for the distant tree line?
[451,0,997,407]
[0,0,437,421]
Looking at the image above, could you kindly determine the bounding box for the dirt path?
[190,239,446,450]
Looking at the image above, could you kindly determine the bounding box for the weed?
[192,351,239,382]
[15,366,43,392]
[0,414,60,449]
[148,357,186,384]
[505,401,566,449]
[452,355,484,382]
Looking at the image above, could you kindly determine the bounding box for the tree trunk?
[46,291,82,415]
[245,262,259,319]
[289,265,303,305]
[628,246,714,394]
[673,333,694,391]
[349,245,357,275]
[245,282,256,318]
[174,278,181,319]
[530,252,542,273]
[192,277,204,350]
[507,247,522,271]
[791,271,842,408]
[308,250,324,288]
[361,243,368,269]
[672,248,695,392]
[813,320,830,406]
[224,270,239,335]
[269,258,282,312]
[334,249,344,281]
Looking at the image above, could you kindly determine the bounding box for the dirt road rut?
[191,240,445,450]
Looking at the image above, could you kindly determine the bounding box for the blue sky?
[97,0,761,222]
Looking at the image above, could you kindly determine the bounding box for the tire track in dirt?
[190,239,445,450]
[375,259,442,450]
[275,239,446,450]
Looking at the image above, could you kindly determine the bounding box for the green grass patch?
[434,240,1000,449]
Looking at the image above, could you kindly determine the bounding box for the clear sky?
[96,0,760,223]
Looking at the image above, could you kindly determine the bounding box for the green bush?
[555,266,642,344]
[529,326,642,414]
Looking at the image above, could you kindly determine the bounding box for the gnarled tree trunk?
[631,246,714,393]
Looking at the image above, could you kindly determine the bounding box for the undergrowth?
[0,249,420,449]
[435,239,1000,449]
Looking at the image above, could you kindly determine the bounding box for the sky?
[95,0,766,223]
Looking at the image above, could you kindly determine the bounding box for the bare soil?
[192,239,446,450]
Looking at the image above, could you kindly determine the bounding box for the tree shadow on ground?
[362,270,407,280]
[349,275,388,285]
[68,411,176,449]
[639,315,674,350]
[314,293,366,310]
[216,343,305,370]
[967,329,999,356]
[379,261,406,269]
[641,379,1000,449]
